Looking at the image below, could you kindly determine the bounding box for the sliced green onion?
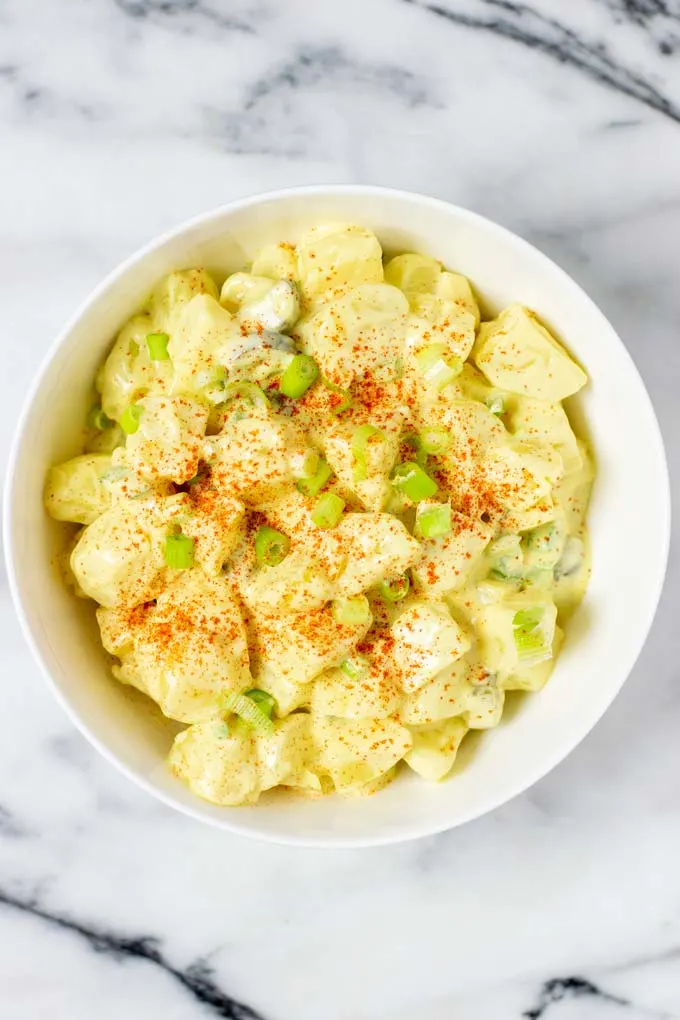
[146,332,171,361]
[391,461,437,502]
[222,381,269,407]
[164,533,195,569]
[280,354,319,398]
[221,691,274,734]
[311,492,345,529]
[296,457,333,498]
[323,379,353,415]
[512,607,551,664]
[244,688,277,719]
[351,424,385,481]
[340,655,371,681]
[87,405,112,431]
[415,344,463,389]
[377,574,410,603]
[254,525,290,567]
[120,404,143,435]
[332,596,371,627]
[416,503,452,539]
[488,396,505,415]
[419,426,451,455]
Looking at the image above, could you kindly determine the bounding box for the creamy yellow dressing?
[44,226,592,806]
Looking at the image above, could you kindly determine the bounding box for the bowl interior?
[6,188,669,846]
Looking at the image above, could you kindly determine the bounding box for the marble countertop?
[1,1,679,1017]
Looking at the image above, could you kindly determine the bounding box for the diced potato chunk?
[126,395,208,484]
[384,253,441,294]
[149,269,219,333]
[242,549,335,615]
[168,714,312,806]
[178,487,245,576]
[251,242,298,282]
[220,272,275,311]
[436,272,480,326]
[391,600,471,692]
[553,444,594,532]
[296,283,409,389]
[405,294,476,365]
[297,224,384,307]
[168,295,236,398]
[322,406,405,512]
[473,305,587,401]
[238,280,299,333]
[335,513,421,596]
[206,409,316,505]
[98,571,250,723]
[412,511,494,594]
[506,395,582,476]
[255,597,372,687]
[70,505,165,608]
[482,438,563,512]
[404,717,469,780]
[44,454,112,525]
[311,666,401,720]
[313,717,411,794]
[399,658,473,724]
[97,314,174,421]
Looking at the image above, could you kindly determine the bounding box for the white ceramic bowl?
[5,186,670,847]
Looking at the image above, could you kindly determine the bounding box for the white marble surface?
[1,1,679,1017]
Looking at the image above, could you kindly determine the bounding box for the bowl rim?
[4,184,672,847]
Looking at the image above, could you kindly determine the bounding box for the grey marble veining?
[1,1,679,1018]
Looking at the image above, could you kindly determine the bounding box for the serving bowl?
[5,186,670,847]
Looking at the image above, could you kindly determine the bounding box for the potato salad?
[44,224,592,806]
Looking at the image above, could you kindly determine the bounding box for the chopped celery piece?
[377,573,410,602]
[164,533,195,569]
[280,354,319,398]
[415,344,463,389]
[311,492,345,529]
[222,691,275,734]
[340,655,370,681]
[512,607,552,665]
[332,596,370,627]
[391,461,437,502]
[297,457,333,498]
[245,688,277,719]
[513,608,545,629]
[351,424,385,481]
[120,404,143,435]
[254,526,290,567]
[419,426,451,455]
[146,332,171,361]
[416,503,452,539]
